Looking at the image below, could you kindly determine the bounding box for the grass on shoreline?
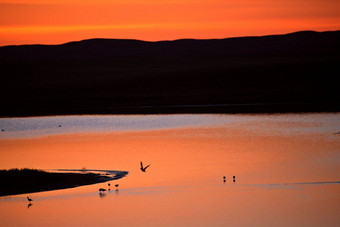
[0,168,113,197]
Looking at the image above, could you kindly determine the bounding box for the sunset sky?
[0,0,339,46]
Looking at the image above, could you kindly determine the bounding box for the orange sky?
[0,0,339,46]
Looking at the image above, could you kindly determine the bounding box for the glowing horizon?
[0,0,339,46]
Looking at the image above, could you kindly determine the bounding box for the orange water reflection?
[0,116,339,226]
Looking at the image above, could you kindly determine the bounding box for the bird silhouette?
[115,184,119,188]
[140,161,150,172]
[27,196,33,202]
[99,188,107,193]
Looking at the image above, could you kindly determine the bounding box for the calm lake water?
[0,114,340,226]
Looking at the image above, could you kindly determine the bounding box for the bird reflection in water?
[27,203,33,209]
[99,192,106,198]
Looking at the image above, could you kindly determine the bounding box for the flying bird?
[27,196,33,202]
[140,161,150,172]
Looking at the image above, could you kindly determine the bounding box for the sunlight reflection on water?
[1,113,339,139]
[0,113,340,227]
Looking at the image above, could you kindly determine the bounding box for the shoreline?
[0,169,128,197]
[1,102,339,118]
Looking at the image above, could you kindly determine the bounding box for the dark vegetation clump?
[0,168,110,196]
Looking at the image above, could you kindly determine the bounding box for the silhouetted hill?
[1,30,339,59]
[0,30,339,116]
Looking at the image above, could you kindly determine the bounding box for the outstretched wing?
[144,164,151,170]
[140,161,143,169]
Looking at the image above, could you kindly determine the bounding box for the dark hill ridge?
[0,30,339,116]
[1,30,339,59]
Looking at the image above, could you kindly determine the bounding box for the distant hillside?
[1,30,339,59]
[0,30,339,116]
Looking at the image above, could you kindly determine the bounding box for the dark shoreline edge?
[1,102,338,118]
[0,169,128,197]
